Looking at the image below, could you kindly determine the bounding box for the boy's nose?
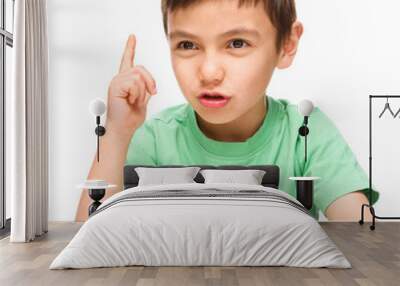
[198,62,224,87]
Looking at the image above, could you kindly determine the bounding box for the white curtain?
[10,0,49,242]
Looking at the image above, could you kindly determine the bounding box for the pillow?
[135,167,201,186]
[200,169,266,185]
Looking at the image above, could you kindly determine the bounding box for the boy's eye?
[228,39,248,49]
[177,41,197,50]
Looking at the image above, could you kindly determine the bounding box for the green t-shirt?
[125,95,379,219]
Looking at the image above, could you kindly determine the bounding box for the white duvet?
[49,183,351,269]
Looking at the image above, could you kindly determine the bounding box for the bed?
[49,165,351,269]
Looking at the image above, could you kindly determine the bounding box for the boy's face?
[167,0,300,124]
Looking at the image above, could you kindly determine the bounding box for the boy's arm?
[325,191,372,221]
[75,126,134,222]
[75,34,157,222]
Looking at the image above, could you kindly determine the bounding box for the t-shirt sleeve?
[298,107,380,216]
[125,120,157,166]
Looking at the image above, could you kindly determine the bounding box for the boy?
[76,0,379,222]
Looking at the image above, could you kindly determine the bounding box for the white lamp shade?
[89,98,106,116]
[298,99,314,117]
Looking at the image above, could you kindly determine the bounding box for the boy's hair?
[161,0,297,52]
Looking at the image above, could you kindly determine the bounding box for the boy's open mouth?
[198,92,231,108]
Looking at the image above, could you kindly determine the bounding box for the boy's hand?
[106,34,157,138]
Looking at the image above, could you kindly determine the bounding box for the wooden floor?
[0,222,399,286]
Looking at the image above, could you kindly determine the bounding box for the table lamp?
[89,98,106,162]
[298,99,314,162]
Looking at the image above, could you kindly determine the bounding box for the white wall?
[47,0,400,221]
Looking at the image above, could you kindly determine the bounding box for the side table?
[77,181,117,216]
[289,176,320,210]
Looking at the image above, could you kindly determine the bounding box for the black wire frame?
[360,95,400,230]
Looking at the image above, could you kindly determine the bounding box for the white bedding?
[49,183,351,269]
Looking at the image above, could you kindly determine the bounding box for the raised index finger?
[119,34,136,73]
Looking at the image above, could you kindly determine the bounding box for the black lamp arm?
[94,116,106,162]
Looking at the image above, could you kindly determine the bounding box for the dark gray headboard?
[123,165,280,189]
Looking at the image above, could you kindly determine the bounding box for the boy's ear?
[276,21,304,69]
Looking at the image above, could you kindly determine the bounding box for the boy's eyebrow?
[168,28,261,40]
